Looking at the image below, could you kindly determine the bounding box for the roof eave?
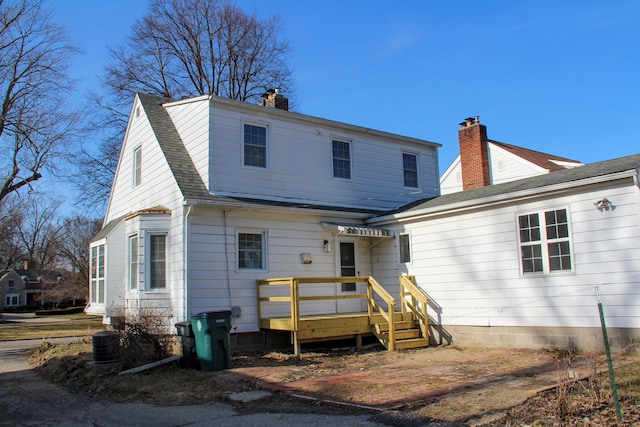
[368,169,638,225]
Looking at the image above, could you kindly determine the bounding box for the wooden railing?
[257,276,397,349]
[399,275,428,341]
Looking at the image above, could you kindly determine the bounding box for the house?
[439,116,582,195]
[0,262,65,309]
[88,91,441,348]
[0,269,25,310]
[90,90,640,352]
[368,120,640,351]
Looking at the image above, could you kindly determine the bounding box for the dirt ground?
[31,339,640,426]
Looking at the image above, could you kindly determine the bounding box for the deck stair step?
[373,317,429,351]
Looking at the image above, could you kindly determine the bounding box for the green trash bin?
[191,310,232,371]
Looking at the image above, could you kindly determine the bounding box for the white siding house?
[370,153,640,350]
[90,92,640,351]
[89,92,441,341]
[440,117,582,195]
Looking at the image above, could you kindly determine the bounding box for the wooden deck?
[257,276,429,356]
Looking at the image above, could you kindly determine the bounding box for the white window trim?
[331,138,353,180]
[89,243,106,304]
[128,234,139,291]
[146,232,169,291]
[6,294,19,306]
[241,121,270,170]
[236,229,268,271]
[402,151,420,189]
[133,145,142,188]
[398,232,412,264]
[517,208,574,276]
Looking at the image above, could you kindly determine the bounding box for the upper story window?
[238,231,266,270]
[244,123,267,168]
[332,140,351,179]
[8,280,15,289]
[129,235,138,291]
[90,244,105,304]
[518,208,572,275]
[133,146,142,187]
[149,234,167,289]
[403,153,419,188]
[399,233,411,263]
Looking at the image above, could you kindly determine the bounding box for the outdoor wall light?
[595,197,613,211]
[323,240,332,253]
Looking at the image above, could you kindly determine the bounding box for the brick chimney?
[459,116,490,190]
[260,88,289,111]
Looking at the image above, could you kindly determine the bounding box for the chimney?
[260,88,289,111]
[458,116,490,191]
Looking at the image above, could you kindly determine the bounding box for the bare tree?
[14,196,63,270]
[0,0,79,203]
[72,0,294,211]
[57,215,102,302]
[0,194,24,270]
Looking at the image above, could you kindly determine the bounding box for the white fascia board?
[439,155,461,182]
[183,197,373,220]
[368,169,638,225]
[489,142,548,173]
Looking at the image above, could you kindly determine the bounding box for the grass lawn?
[0,314,106,340]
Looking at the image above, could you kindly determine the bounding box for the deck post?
[292,331,301,358]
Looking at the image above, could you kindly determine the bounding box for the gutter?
[368,169,638,226]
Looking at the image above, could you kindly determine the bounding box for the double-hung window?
[129,235,138,290]
[518,208,572,274]
[244,124,267,168]
[332,140,351,179]
[403,153,419,188]
[133,146,142,187]
[90,245,105,303]
[238,231,266,270]
[149,234,166,289]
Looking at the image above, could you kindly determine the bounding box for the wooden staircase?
[373,317,429,350]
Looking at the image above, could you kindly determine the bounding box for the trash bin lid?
[192,310,232,318]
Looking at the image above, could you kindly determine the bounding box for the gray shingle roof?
[396,153,640,214]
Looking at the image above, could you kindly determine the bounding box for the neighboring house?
[0,270,25,311]
[0,262,65,309]
[87,91,441,346]
[439,116,582,195]
[90,91,640,352]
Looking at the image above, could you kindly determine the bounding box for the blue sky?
[52,0,639,176]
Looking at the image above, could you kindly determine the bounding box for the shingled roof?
[389,153,640,215]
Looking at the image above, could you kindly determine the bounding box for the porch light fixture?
[323,240,332,253]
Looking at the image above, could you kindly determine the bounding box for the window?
[6,295,18,306]
[244,124,267,168]
[90,245,105,304]
[238,232,265,269]
[129,235,138,290]
[149,234,166,289]
[332,140,351,179]
[133,146,142,187]
[518,208,572,274]
[403,153,419,188]
[8,280,15,290]
[399,233,411,263]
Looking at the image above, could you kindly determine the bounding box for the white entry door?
[335,238,362,313]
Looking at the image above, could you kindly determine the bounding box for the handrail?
[258,277,396,336]
[399,275,428,341]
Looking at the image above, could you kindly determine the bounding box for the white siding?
[208,102,439,210]
[187,206,373,332]
[375,179,640,331]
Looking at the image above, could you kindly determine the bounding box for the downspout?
[223,210,232,308]
[183,203,192,321]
